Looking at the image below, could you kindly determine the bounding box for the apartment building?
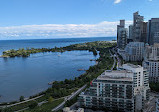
[79,64,150,112]
[119,42,145,61]
[143,43,159,82]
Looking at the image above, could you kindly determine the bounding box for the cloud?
[114,0,122,4]
[0,21,132,39]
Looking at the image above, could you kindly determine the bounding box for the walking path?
[0,95,44,108]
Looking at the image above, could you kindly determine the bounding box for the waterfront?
[0,37,115,102]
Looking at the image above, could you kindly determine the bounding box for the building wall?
[144,43,159,82]
[117,20,127,50]
[154,32,159,45]
[121,42,145,61]
[79,79,134,112]
[129,25,134,39]
[143,61,159,82]
[147,18,159,45]
[122,64,150,102]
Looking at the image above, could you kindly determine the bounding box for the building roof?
[97,70,133,81]
[123,63,142,68]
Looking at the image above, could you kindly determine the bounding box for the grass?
[23,98,64,112]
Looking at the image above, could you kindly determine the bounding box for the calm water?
[0,37,115,102]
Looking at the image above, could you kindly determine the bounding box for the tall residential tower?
[117,20,127,50]
[147,18,159,45]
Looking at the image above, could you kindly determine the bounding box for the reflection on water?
[0,37,115,102]
[0,51,98,102]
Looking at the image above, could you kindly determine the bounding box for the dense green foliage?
[24,99,64,112]
[0,41,116,112]
[2,41,116,57]
[28,101,38,109]
[64,95,78,107]
[150,82,159,92]
[19,96,24,102]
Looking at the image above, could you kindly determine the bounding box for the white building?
[122,64,150,111]
[79,70,134,112]
[63,107,84,112]
[143,43,159,82]
[122,64,150,100]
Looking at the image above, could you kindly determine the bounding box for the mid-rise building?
[147,18,159,45]
[119,42,145,61]
[143,43,159,82]
[117,20,127,50]
[79,70,134,112]
[79,64,150,112]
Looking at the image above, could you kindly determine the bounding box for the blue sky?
[0,0,158,39]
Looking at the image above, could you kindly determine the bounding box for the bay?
[0,37,115,102]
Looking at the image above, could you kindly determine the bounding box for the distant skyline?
[0,0,158,39]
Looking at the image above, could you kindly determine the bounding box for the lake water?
[0,37,115,102]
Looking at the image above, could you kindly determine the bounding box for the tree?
[29,101,38,109]
[19,96,24,102]
[48,96,54,103]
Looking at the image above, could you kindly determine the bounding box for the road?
[111,48,122,68]
[109,49,117,71]
[52,84,87,111]
[144,92,158,112]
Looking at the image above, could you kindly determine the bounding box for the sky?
[0,0,158,39]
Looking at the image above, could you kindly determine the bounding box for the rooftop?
[123,63,142,68]
[97,70,133,81]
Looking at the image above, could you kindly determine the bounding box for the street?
[52,84,87,111]
[144,92,158,112]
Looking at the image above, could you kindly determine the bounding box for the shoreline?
[0,50,98,104]
[0,41,116,111]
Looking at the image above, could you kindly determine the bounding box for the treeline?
[2,41,116,57]
[150,82,159,92]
